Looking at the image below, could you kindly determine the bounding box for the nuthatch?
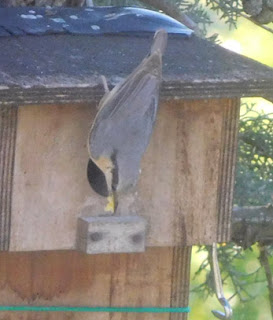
[87,29,167,213]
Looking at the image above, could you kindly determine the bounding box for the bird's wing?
[92,52,161,126]
[96,29,166,115]
[89,68,160,159]
[89,29,167,160]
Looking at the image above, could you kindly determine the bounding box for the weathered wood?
[0,247,191,320]
[216,99,240,242]
[0,106,17,250]
[7,98,237,251]
[170,247,191,320]
[141,98,239,245]
[1,31,273,106]
[77,216,147,254]
[142,98,223,245]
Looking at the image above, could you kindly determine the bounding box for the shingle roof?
[1,7,273,105]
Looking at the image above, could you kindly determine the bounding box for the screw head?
[131,233,143,244]
[90,232,103,242]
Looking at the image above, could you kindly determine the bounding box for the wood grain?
[10,104,96,251]
[0,247,191,320]
[9,99,238,251]
[0,106,17,250]
[140,99,227,245]
[216,99,240,242]
[170,247,191,320]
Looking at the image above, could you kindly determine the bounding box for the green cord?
[0,305,190,313]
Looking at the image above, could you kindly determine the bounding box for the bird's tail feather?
[150,29,168,56]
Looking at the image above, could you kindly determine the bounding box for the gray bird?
[87,29,167,213]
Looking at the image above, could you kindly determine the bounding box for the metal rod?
[211,243,233,320]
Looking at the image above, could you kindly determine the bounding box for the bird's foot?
[100,75,109,93]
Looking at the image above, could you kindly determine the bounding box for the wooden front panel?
[0,98,239,251]
[0,247,191,320]
[139,99,239,245]
[11,104,93,251]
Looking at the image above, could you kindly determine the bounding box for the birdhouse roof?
[1,6,273,106]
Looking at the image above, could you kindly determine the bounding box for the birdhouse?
[1,6,273,320]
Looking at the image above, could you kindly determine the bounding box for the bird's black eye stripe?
[111,150,119,192]
[87,159,109,197]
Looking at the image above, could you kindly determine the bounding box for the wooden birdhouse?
[1,5,273,320]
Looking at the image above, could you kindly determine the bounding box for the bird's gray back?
[89,54,161,160]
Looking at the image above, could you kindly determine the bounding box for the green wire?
[0,305,190,313]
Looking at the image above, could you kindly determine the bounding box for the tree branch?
[239,134,272,160]
[240,11,273,35]
[210,0,273,34]
[231,204,273,247]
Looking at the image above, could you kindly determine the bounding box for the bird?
[87,29,167,213]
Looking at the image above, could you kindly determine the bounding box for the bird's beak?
[104,191,118,214]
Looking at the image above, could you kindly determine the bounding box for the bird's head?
[87,152,141,213]
[87,156,118,213]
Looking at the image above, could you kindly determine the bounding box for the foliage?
[235,103,273,206]
[192,243,267,299]
[206,0,242,28]
[179,0,213,36]
[190,243,273,320]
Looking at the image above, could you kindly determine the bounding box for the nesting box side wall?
[0,247,191,320]
[0,106,17,251]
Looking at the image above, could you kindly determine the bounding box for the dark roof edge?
[1,80,273,106]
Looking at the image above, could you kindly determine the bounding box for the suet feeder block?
[77,216,147,254]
